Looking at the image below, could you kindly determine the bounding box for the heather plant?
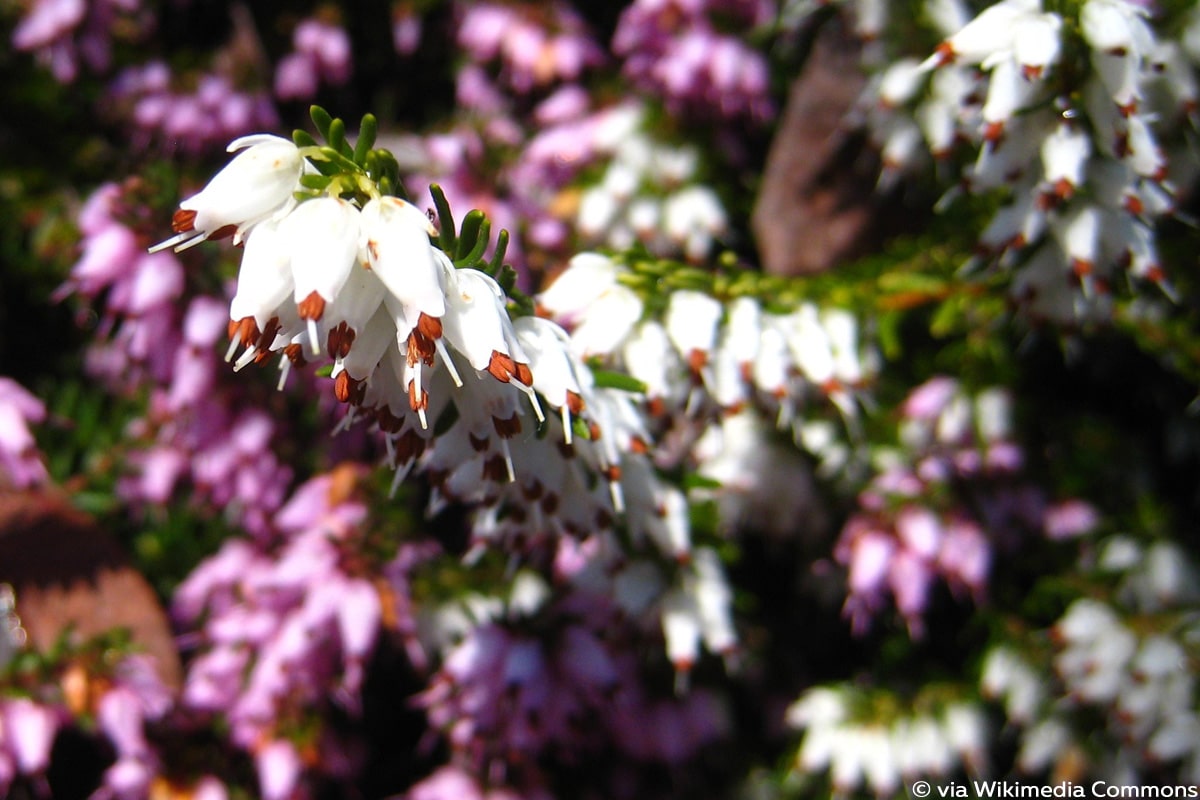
[1,1,1199,799]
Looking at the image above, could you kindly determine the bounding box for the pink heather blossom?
[0,378,49,489]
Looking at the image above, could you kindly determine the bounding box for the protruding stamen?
[561,404,573,446]
[434,339,462,386]
[277,355,292,391]
[306,319,320,355]
[499,438,515,483]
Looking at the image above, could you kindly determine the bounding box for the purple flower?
[2,698,58,775]
[0,377,49,489]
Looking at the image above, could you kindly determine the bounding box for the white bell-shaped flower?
[150,135,303,253]
[282,196,362,354]
[359,196,446,337]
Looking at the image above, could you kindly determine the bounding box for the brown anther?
[1117,100,1138,118]
[629,436,649,455]
[406,330,436,366]
[417,312,443,340]
[604,464,622,482]
[367,240,380,260]
[541,493,559,514]
[982,121,1005,144]
[469,433,489,452]
[234,316,260,347]
[514,362,533,387]
[395,429,426,462]
[566,390,585,415]
[738,361,754,384]
[1106,46,1128,58]
[523,480,544,501]
[486,351,518,382]
[493,413,521,438]
[1124,193,1144,216]
[284,343,307,367]
[227,319,239,340]
[483,454,509,482]
[534,302,552,318]
[297,291,326,321]
[821,378,843,395]
[588,421,602,441]
[687,348,707,373]
[646,397,666,417]
[1071,258,1093,278]
[1114,133,1130,159]
[1144,265,1165,283]
[556,440,576,459]
[171,208,198,233]
[334,371,354,403]
[407,381,429,413]
[1094,277,1111,295]
[1053,177,1074,201]
[675,551,692,567]
[1021,64,1043,81]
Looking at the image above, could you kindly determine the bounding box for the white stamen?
[435,339,462,387]
[173,233,211,253]
[307,318,321,355]
[224,336,241,363]
[276,356,291,391]
[500,438,516,483]
[609,479,625,514]
[514,381,545,424]
[333,406,357,435]
[147,231,196,254]
[561,405,573,445]
[389,460,414,498]
[233,346,258,371]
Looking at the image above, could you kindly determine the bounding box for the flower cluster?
[274,15,353,101]
[11,0,142,82]
[0,637,179,799]
[980,536,1200,783]
[836,377,1098,636]
[569,104,730,261]
[538,252,875,430]
[111,62,280,154]
[613,0,775,122]
[456,1,604,94]
[411,546,732,795]
[173,470,384,799]
[850,0,1200,321]
[786,686,988,796]
[63,181,294,535]
[150,118,740,677]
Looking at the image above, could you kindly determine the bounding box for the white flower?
[1081,0,1154,114]
[511,315,587,443]
[150,135,303,253]
[923,0,1040,69]
[1040,122,1091,199]
[281,196,362,354]
[359,196,446,335]
[665,289,724,373]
